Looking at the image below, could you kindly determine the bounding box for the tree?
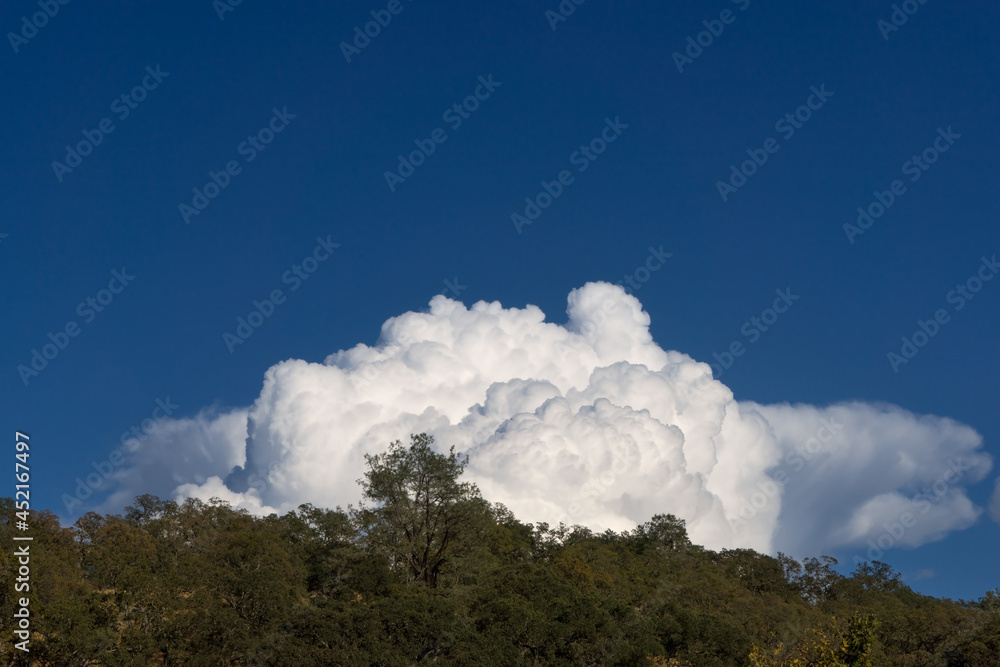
[778,554,843,604]
[747,614,879,666]
[800,556,842,603]
[123,494,178,529]
[628,514,692,554]
[717,549,791,597]
[0,478,994,663]
[977,588,1000,615]
[850,561,904,594]
[352,433,489,588]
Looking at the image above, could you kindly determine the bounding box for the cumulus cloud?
[91,282,992,555]
[92,407,249,515]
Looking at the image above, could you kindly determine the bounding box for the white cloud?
[749,402,990,553]
[990,477,1000,523]
[93,283,992,555]
[92,407,249,516]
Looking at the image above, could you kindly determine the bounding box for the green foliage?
[351,433,490,588]
[747,613,879,667]
[4,433,996,665]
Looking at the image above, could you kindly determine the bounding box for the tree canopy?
[352,433,489,588]
[3,433,998,665]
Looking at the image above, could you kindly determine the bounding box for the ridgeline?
[3,434,997,665]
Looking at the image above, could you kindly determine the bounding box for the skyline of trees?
[2,433,998,665]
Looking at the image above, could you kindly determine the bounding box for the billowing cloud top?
[98,283,992,556]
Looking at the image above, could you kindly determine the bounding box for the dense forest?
[3,434,998,666]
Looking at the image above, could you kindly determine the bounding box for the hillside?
[4,435,998,666]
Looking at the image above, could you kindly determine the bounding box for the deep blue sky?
[3,1,998,600]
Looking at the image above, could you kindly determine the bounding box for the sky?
[2,1,998,601]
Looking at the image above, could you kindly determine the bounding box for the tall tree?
[352,433,488,588]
